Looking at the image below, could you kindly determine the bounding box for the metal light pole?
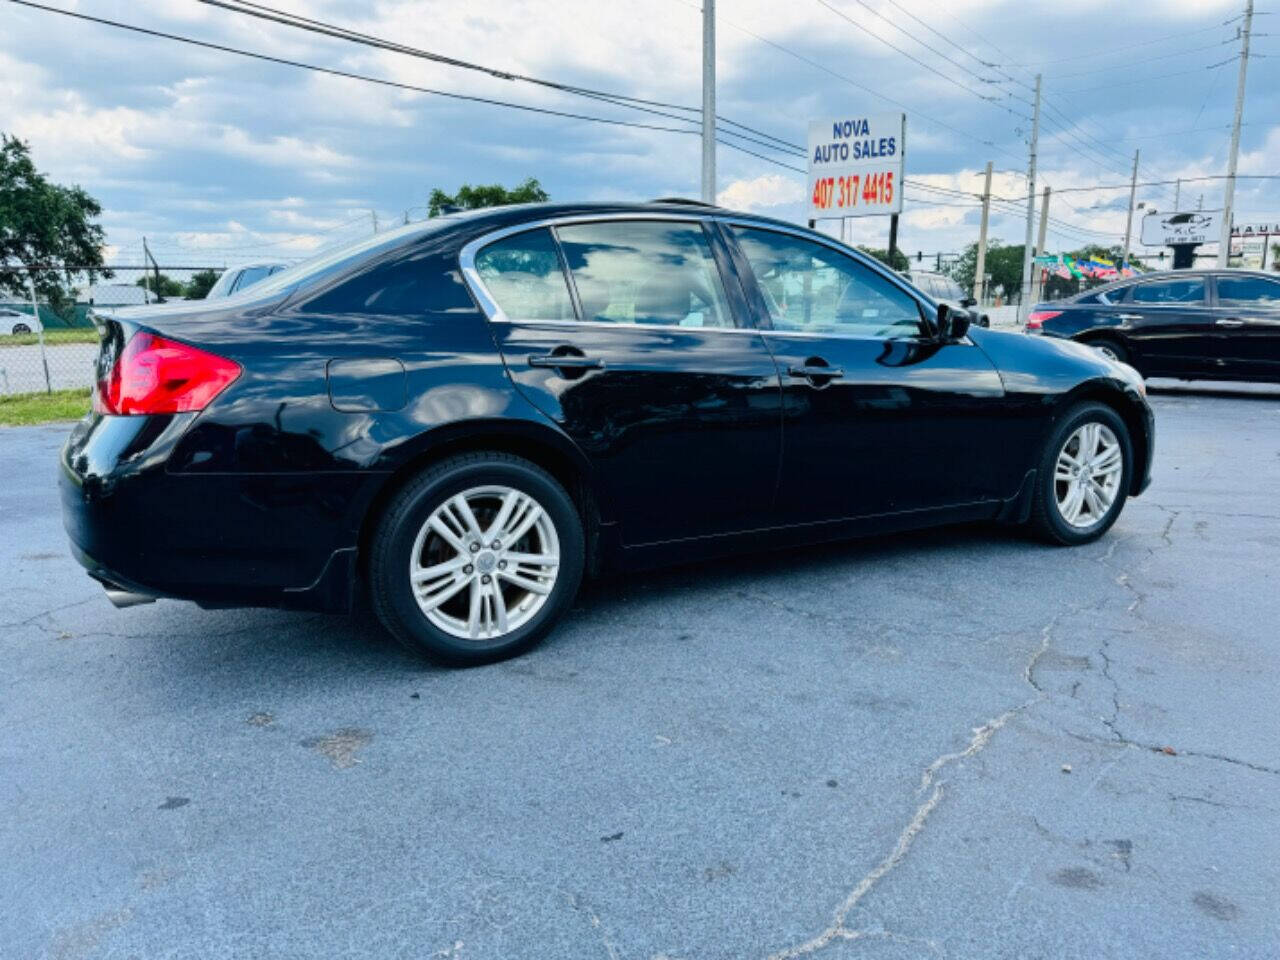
[1219,0,1253,267]
[973,161,993,304]
[701,0,716,204]
[1017,74,1041,323]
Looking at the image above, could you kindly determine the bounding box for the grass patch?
[0,388,91,426]
[0,328,100,347]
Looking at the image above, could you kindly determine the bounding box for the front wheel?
[1028,402,1132,545]
[368,453,584,664]
[11,323,31,335]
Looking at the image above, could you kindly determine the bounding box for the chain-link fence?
[0,265,226,398]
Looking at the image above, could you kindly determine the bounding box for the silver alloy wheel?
[408,484,560,641]
[1093,343,1121,361]
[1053,422,1123,529]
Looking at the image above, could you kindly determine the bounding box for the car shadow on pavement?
[114,520,1031,690]
[1146,379,1280,401]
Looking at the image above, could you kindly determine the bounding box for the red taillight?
[95,332,241,415]
[1025,310,1062,331]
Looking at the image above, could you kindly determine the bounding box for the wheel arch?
[1055,381,1151,496]
[1073,329,1134,362]
[355,418,603,579]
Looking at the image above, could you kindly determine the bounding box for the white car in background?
[0,306,42,335]
[205,262,290,299]
[899,269,989,327]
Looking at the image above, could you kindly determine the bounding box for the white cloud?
[718,174,803,211]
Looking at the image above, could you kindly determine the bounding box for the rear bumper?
[59,414,374,613]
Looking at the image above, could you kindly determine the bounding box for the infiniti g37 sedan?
[61,200,1154,663]
[1026,269,1280,382]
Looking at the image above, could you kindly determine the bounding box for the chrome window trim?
[457,210,962,345]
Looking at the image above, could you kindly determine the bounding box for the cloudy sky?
[3,0,1277,268]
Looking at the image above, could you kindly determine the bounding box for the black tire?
[1027,402,1132,546]
[1087,337,1129,365]
[11,323,31,335]
[368,452,584,665]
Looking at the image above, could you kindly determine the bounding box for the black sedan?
[61,200,1153,663]
[1027,269,1280,382]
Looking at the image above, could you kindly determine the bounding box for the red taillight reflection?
[95,333,241,415]
[1025,310,1062,331]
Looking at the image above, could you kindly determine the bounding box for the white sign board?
[1140,210,1221,246]
[807,113,904,220]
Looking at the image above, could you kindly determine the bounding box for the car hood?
[969,325,1145,398]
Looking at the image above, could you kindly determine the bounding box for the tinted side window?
[732,227,923,336]
[1130,279,1205,304]
[555,220,733,328]
[474,228,575,321]
[1217,275,1280,306]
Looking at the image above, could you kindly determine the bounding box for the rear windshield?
[224,217,460,302]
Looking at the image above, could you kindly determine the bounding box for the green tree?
[135,272,185,299]
[947,240,1026,299]
[0,134,109,312]
[184,269,222,299]
[427,177,548,217]
[1272,243,1279,271]
[857,246,909,271]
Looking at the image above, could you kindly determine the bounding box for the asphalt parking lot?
[3,384,1279,960]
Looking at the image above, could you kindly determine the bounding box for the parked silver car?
[205,262,291,299]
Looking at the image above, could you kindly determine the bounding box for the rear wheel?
[11,323,31,335]
[368,453,584,664]
[1028,402,1132,545]
[1088,337,1128,364]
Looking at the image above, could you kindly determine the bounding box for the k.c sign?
[807,113,905,219]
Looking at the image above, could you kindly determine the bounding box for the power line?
[812,0,1032,121]
[1043,37,1235,79]
[6,0,803,176]
[1053,57,1237,95]
[202,0,808,155]
[667,0,1028,164]
[1034,21,1236,65]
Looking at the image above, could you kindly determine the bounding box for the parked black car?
[61,201,1153,663]
[1027,269,1280,382]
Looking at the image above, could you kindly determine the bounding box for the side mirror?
[960,296,977,309]
[935,303,971,340]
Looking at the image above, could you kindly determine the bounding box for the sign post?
[807,113,905,229]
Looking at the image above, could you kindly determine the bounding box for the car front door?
[1121,277,1216,377]
[1211,273,1280,379]
[722,223,1009,524]
[464,219,782,546]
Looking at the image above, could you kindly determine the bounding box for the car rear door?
[722,222,1010,524]
[1120,277,1216,376]
[1211,273,1280,378]
[463,218,782,546]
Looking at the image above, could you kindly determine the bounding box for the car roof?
[1069,268,1279,301]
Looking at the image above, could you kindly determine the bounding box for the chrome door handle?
[787,364,844,380]
[528,353,604,370]
[1215,318,1245,327]
[1115,313,1143,321]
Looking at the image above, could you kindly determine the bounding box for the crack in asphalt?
[764,613,1062,960]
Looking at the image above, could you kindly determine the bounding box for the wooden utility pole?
[973,160,993,304]
[1032,186,1051,304]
